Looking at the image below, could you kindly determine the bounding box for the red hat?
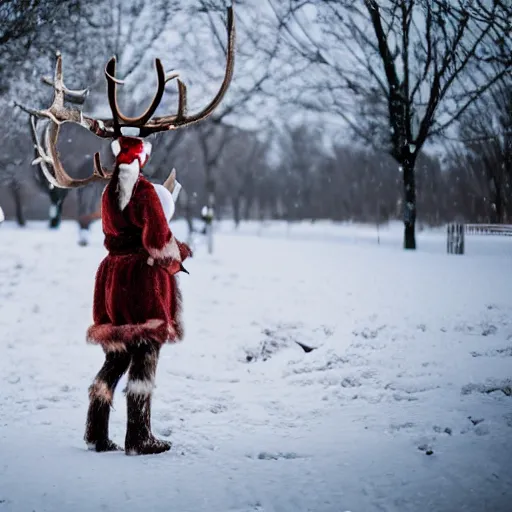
[112,136,151,169]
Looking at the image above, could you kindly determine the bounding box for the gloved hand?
[178,241,193,261]
[147,240,192,275]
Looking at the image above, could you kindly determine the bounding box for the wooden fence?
[447,223,512,254]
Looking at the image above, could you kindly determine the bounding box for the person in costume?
[85,135,191,454]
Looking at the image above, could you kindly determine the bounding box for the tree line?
[0,0,511,243]
[168,120,511,228]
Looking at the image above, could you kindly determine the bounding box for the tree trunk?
[184,194,194,241]
[9,182,25,227]
[402,158,416,250]
[232,197,241,228]
[243,195,254,221]
[206,223,214,252]
[490,177,503,224]
[206,167,215,254]
[49,201,63,229]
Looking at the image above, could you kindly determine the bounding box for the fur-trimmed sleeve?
[129,181,182,263]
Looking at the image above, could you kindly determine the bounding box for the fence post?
[447,223,453,254]
[447,223,464,255]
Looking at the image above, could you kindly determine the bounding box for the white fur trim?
[111,139,121,156]
[148,236,181,261]
[143,141,152,156]
[126,379,154,396]
[118,161,140,210]
[152,184,175,224]
[120,126,140,136]
[102,341,128,353]
[89,380,113,403]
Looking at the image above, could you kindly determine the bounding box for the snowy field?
[0,219,511,512]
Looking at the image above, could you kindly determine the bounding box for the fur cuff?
[126,379,155,396]
[87,319,178,351]
[147,236,181,262]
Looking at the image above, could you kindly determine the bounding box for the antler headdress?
[15,6,235,188]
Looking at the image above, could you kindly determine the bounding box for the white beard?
[117,161,140,210]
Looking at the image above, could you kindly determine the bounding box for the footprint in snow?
[418,444,434,456]
[461,379,512,397]
[158,427,173,437]
[433,425,452,435]
[250,451,303,461]
[389,422,415,432]
[467,417,489,436]
[481,324,497,336]
[352,325,387,340]
[44,395,63,403]
[392,394,420,402]
[210,402,229,413]
[503,413,512,428]
[459,417,490,436]
[471,346,512,358]
[468,416,484,426]
[340,376,361,388]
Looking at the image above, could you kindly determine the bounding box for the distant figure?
[76,178,105,246]
[77,205,102,246]
[201,205,214,234]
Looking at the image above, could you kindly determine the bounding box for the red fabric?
[116,137,149,169]
[86,169,191,350]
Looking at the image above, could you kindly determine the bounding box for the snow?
[0,219,511,512]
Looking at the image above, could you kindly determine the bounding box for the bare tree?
[0,127,31,226]
[0,0,93,93]
[196,122,239,252]
[30,118,71,228]
[455,79,512,223]
[217,128,270,226]
[272,0,512,248]
[7,0,195,236]
[5,0,282,230]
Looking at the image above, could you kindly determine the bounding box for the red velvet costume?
[84,136,191,455]
[86,163,189,351]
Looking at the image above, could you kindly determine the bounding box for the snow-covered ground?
[1,220,511,512]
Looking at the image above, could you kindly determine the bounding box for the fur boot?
[125,393,171,455]
[124,341,171,455]
[84,351,130,451]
